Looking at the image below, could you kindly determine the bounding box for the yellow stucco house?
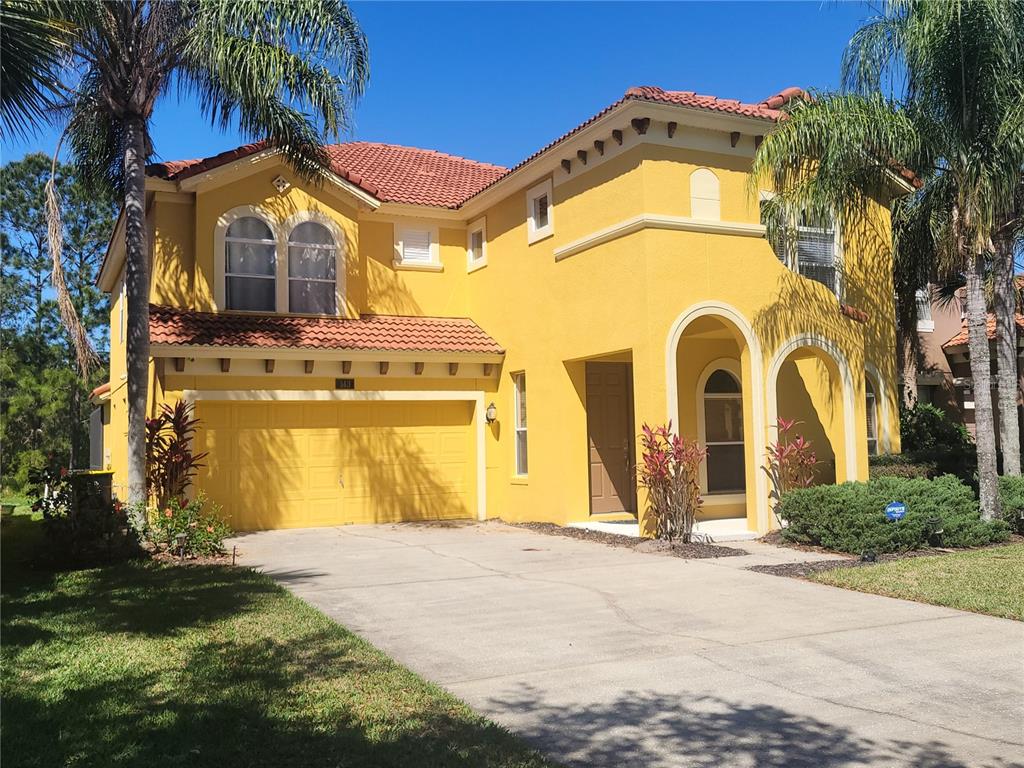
[91,85,905,536]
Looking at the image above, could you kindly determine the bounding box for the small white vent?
[272,175,291,193]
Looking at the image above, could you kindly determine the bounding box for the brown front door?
[586,362,637,515]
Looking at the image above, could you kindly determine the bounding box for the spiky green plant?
[752,0,1024,519]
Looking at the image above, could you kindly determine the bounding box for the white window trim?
[865,385,878,456]
[696,358,746,502]
[466,216,488,273]
[282,211,346,317]
[794,212,843,300]
[214,205,283,312]
[526,178,554,244]
[214,206,346,316]
[758,192,843,300]
[394,223,442,271]
[512,371,528,477]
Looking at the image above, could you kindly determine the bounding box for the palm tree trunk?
[124,115,150,524]
[993,234,1020,476]
[965,253,1001,519]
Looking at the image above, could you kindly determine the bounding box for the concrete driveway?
[232,522,1024,768]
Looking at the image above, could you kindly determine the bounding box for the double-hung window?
[288,221,337,315]
[795,211,839,295]
[224,216,277,311]
[513,372,528,475]
[866,378,878,456]
[702,369,745,494]
[759,198,840,296]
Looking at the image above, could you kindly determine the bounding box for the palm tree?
[0,1,75,137]
[752,0,1024,519]
[45,0,369,519]
[992,176,1024,475]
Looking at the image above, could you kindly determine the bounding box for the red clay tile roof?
[627,85,803,120]
[463,85,803,201]
[147,85,803,208]
[148,141,507,210]
[89,382,110,398]
[148,304,504,355]
[943,313,1024,349]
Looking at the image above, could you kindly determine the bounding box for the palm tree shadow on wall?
[486,683,1020,768]
[754,216,899,406]
[753,267,865,475]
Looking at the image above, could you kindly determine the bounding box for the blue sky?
[2,1,871,169]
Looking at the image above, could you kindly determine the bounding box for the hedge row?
[868,453,936,480]
[998,476,1024,534]
[777,475,1010,554]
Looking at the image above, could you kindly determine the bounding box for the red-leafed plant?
[762,417,820,524]
[146,399,208,510]
[637,422,707,542]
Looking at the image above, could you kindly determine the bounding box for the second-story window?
[526,179,554,244]
[288,222,337,315]
[795,211,839,295]
[467,217,487,271]
[225,216,277,311]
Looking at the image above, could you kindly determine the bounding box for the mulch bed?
[150,547,237,567]
[749,534,1023,579]
[512,522,747,559]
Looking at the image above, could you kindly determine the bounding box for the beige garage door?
[194,400,475,530]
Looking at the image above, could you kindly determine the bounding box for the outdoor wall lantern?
[485,402,497,424]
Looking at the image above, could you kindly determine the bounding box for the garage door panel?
[268,402,306,428]
[196,399,475,530]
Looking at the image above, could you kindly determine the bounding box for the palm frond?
[750,92,927,250]
[0,0,75,137]
[60,73,127,197]
[176,0,368,182]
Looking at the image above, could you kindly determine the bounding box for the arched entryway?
[665,303,767,532]
[766,335,858,485]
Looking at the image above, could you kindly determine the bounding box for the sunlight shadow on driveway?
[490,685,1023,768]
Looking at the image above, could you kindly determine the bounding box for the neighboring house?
[911,283,1024,447]
[90,85,906,535]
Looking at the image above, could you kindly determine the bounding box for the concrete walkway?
[230,522,1024,768]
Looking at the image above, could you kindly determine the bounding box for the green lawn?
[1,513,557,768]
[810,543,1024,621]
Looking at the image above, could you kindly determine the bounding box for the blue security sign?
[885,501,907,521]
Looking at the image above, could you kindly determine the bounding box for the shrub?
[150,494,232,557]
[777,475,1010,554]
[998,476,1024,535]
[762,418,820,520]
[28,460,140,566]
[900,403,976,482]
[869,453,937,480]
[146,400,208,510]
[637,422,706,542]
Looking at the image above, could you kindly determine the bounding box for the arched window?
[865,376,878,456]
[224,216,277,311]
[287,221,337,314]
[703,369,745,493]
[690,168,721,221]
